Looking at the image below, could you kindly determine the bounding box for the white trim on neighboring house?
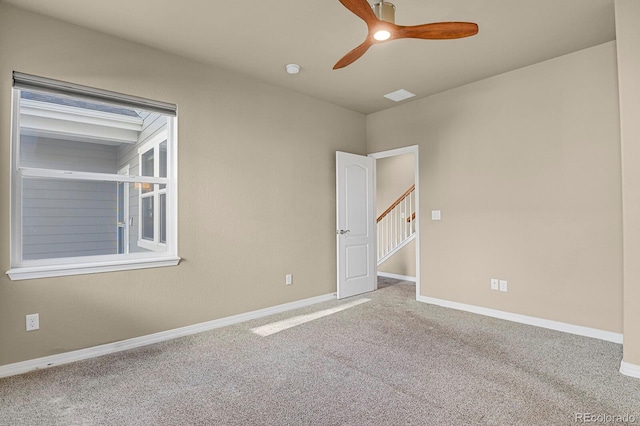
[20,98,143,145]
[420,296,624,344]
[20,98,143,128]
[0,292,336,379]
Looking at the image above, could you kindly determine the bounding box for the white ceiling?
[2,0,616,114]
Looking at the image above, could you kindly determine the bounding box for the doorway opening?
[369,145,420,299]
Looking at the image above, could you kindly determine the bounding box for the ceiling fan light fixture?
[374,30,391,41]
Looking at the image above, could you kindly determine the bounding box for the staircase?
[377,184,416,265]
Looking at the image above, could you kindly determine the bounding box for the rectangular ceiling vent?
[383,89,416,102]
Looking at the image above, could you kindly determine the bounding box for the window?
[7,72,179,280]
[137,134,168,251]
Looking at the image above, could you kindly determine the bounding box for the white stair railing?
[377,185,416,265]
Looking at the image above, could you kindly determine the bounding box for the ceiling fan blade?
[394,22,478,40]
[338,0,378,25]
[333,40,374,69]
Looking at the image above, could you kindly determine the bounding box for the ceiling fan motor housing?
[373,1,395,24]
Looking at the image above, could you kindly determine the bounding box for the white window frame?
[7,74,180,281]
[137,132,168,252]
[117,164,131,255]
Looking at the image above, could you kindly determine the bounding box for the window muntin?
[8,76,178,280]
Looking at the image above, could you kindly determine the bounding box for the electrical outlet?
[285,274,292,285]
[490,279,499,290]
[26,313,39,331]
[499,280,508,292]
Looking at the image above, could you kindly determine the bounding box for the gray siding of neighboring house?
[20,135,118,260]
[20,135,118,173]
[117,111,166,253]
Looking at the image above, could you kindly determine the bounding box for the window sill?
[6,257,181,281]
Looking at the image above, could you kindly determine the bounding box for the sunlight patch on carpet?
[251,298,371,337]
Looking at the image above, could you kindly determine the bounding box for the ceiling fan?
[334,0,478,69]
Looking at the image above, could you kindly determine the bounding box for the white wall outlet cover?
[285,274,292,285]
[499,280,508,292]
[431,210,441,220]
[491,279,499,290]
[26,313,39,331]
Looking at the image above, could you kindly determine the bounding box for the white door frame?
[368,145,420,299]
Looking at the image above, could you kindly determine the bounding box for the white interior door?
[336,151,376,299]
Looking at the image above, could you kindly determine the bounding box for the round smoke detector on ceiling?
[285,64,301,75]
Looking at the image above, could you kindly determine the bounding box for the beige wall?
[616,0,640,366]
[376,153,415,211]
[378,239,416,278]
[0,4,366,366]
[376,153,416,277]
[367,41,623,333]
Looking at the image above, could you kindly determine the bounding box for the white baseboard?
[377,271,416,282]
[418,296,623,344]
[0,293,336,379]
[620,361,640,379]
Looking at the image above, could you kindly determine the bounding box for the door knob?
[336,229,350,235]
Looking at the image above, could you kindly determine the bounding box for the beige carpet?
[1,278,639,425]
